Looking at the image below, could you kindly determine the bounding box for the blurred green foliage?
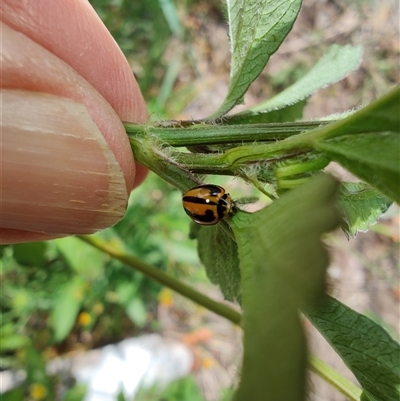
[88,0,199,116]
[90,0,171,97]
[88,0,226,117]
[135,375,205,401]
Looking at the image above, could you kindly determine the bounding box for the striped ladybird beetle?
[182,184,236,225]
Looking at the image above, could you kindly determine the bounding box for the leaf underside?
[305,296,400,401]
[338,182,392,238]
[197,222,242,303]
[251,44,363,113]
[317,133,400,203]
[209,0,303,119]
[231,174,340,401]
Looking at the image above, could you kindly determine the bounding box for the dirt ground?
[158,0,400,400]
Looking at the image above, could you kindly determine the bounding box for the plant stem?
[309,355,362,401]
[129,136,202,191]
[126,87,400,184]
[125,121,328,146]
[78,235,241,325]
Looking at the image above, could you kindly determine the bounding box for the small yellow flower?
[93,302,104,315]
[202,357,215,369]
[77,311,92,327]
[30,383,47,400]
[158,288,173,307]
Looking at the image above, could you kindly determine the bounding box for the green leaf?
[135,376,205,401]
[361,391,375,401]
[116,281,140,306]
[231,174,340,401]
[226,100,306,124]
[251,44,363,113]
[12,242,47,266]
[0,334,28,352]
[209,0,303,118]
[316,133,400,203]
[55,237,105,280]
[161,376,205,401]
[49,276,85,342]
[305,296,400,401]
[63,383,87,401]
[2,387,25,401]
[126,298,147,328]
[158,0,183,37]
[310,86,400,140]
[338,182,392,238]
[24,344,50,387]
[117,389,127,401]
[197,224,241,303]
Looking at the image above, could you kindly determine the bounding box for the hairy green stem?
[129,136,202,191]
[129,121,326,179]
[125,121,328,146]
[126,87,399,186]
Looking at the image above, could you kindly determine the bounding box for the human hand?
[1,0,148,244]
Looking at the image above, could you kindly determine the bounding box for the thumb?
[1,90,128,239]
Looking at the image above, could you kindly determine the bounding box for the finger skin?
[1,0,147,122]
[0,1,149,243]
[2,89,128,235]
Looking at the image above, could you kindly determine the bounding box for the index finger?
[1,0,148,189]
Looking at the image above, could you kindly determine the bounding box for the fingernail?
[1,89,128,234]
